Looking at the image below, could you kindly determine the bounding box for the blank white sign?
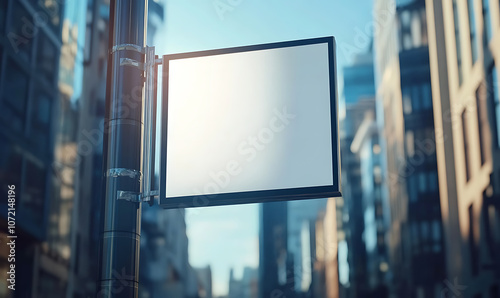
[163,39,336,201]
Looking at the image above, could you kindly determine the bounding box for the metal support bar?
[149,55,160,206]
[142,46,156,206]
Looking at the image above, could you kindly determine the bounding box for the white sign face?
[160,37,340,208]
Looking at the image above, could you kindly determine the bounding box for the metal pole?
[97,0,147,297]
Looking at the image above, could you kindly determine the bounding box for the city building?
[0,0,85,296]
[374,0,447,297]
[228,267,258,298]
[195,265,213,298]
[426,0,500,296]
[343,51,376,105]
[311,198,340,298]
[323,199,341,298]
[340,49,390,298]
[259,201,293,298]
[350,101,390,297]
[139,207,199,298]
[287,198,328,296]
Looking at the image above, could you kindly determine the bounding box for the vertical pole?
[97,0,147,297]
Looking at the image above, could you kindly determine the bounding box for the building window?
[418,172,427,193]
[9,2,35,61]
[432,220,442,252]
[29,88,52,155]
[0,139,23,204]
[428,170,438,192]
[462,110,471,181]
[0,0,7,35]
[416,287,425,298]
[483,199,499,260]
[421,221,431,252]
[1,58,29,132]
[411,222,420,252]
[408,174,418,202]
[412,85,421,111]
[467,0,479,63]
[453,0,464,85]
[482,0,492,42]
[489,65,500,147]
[422,83,432,110]
[490,285,499,298]
[469,204,479,276]
[420,9,428,45]
[403,87,412,114]
[37,0,62,33]
[399,8,428,50]
[406,131,415,157]
[399,10,412,50]
[23,159,46,223]
[476,83,491,164]
[36,32,58,85]
[411,9,423,47]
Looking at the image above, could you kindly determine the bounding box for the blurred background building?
[0,0,81,296]
[287,198,328,297]
[427,0,500,296]
[340,48,390,298]
[228,267,258,298]
[374,0,446,297]
[195,265,213,298]
[259,201,292,297]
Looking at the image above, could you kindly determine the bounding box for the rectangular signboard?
[159,36,341,209]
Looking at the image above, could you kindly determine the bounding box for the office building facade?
[0,0,86,296]
[426,0,500,296]
[374,0,447,297]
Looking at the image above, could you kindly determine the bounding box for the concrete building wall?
[426,0,500,296]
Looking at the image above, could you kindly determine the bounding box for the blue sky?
[154,0,374,295]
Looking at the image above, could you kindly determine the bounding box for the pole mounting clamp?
[120,58,145,70]
[117,190,159,203]
[106,168,142,180]
[111,44,145,54]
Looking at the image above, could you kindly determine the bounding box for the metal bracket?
[106,168,142,180]
[117,190,159,203]
[111,43,145,54]
[120,58,145,70]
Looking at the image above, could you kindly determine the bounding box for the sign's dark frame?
[159,36,341,209]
